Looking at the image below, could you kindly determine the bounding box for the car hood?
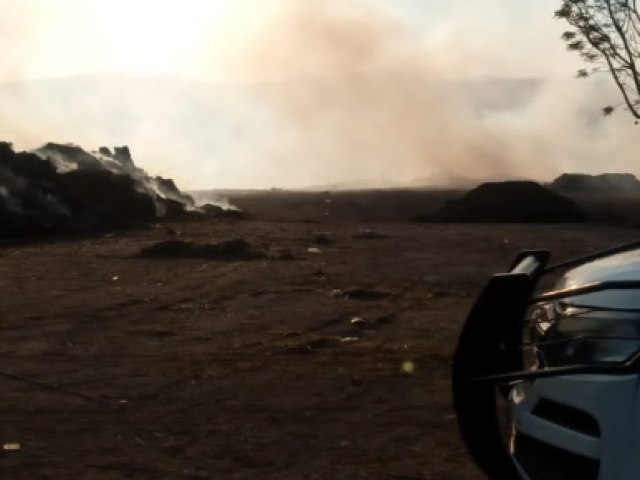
[556,248,640,310]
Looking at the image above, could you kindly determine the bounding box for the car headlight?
[527,299,640,368]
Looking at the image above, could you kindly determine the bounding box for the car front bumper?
[510,374,640,480]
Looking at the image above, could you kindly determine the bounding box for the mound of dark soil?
[551,173,640,195]
[139,239,262,261]
[434,181,586,223]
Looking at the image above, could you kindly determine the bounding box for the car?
[453,241,640,480]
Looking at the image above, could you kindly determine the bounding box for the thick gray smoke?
[0,0,638,189]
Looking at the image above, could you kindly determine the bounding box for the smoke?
[224,0,639,187]
[0,0,639,189]
[227,0,518,185]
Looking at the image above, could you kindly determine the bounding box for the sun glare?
[15,0,238,79]
[92,0,234,77]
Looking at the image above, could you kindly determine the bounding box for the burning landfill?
[0,141,238,238]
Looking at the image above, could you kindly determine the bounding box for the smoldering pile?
[0,141,214,238]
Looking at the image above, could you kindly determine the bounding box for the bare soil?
[1,190,638,479]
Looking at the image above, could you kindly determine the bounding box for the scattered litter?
[338,337,360,343]
[307,247,322,254]
[111,276,119,281]
[3,442,20,451]
[350,317,367,327]
[329,288,344,297]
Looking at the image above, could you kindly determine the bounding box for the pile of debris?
[433,181,586,223]
[0,142,237,238]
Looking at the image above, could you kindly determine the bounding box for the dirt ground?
[1,191,638,479]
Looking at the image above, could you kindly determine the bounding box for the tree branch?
[603,49,640,117]
[605,0,640,97]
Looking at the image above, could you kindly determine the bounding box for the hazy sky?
[0,0,578,81]
[0,0,636,189]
